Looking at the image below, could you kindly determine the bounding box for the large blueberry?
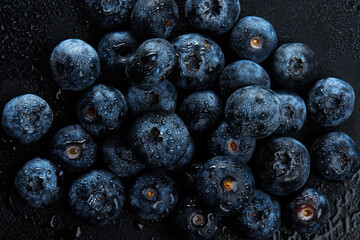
[50,39,100,91]
[171,33,225,91]
[311,131,360,182]
[2,94,53,144]
[76,84,128,136]
[230,16,277,63]
[15,158,63,208]
[307,77,355,126]
[68,170,125,225]
[225,85,281,139]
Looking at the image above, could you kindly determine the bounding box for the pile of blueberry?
[2,0,359,239]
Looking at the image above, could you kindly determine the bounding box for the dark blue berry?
[273,43,318,90]
[131,0,179,39]
[311,131,360,182]
[274,90,307,135]
[195,156,255,216]
[185,0,241,35]
[129,111,192,169]
[50,39,100,91]
[2,94,53,144]
[179,90,223,133]
[208,122,256,163]
[225,85,281,139]
[126,79,177,116]
[233,190,281,239]
[174,197,222,240]
[51,124,97,173]
[219,60,271,98]
[76,84,128,136]
[102,135,145,178]
[129,172,178,220]
[68,170,125,225]
[285,188,330,233]
[253,137,310,196]
[168,138,195,171]
[230,16,277,63]
[307,77,355,127]
[15,158,63,208]
[171,33,225,91]
[126,38,176,90]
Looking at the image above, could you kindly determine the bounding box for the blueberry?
[98,31,140,74]
[230,16,277,63]
[285,188,330,233]
[233,190,281,240]
[131,0,179,39]
[126,38,176,90]
[51,124,97,173]
[311,131,360,182]
[185,0,241,35]
[274,90,307,135]
[126,79,177,116]
[85,0,135,29]
[50,39,100,91]
[219,60,271,98]
[129,172,178,220]
[2,94,53,144]
[208,122,256,163]
[129,111,192,169]
[102,135,145,178]
[68,170,125,225]
[307,77,355,127]
[76,84,128,136]
[272,43,318,90]
[253,137,310,196]
[225,85,281,139]
[168,138,195,171]
[195,156,255,216]
[15,158,63,208]
[171,33,225,91]
[174,197,222,240]
[179,90,223,133]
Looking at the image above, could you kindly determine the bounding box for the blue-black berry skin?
[131,0,179,39]
[102,135,145,178]
[168,138,195,171]
[76,84,128,137]
[126,79,177,116]
[273,43,318,90]
[68,170,125,225]
[50,39,100,91]
[15,158,63,208]
[2,94,53,144]
[126,38,176,90]
[175,197,223,240]
[171,33,225,91]
[219,60,271,98]
[208,122,256,163]
[285,188,330,233]
[253,137,310,196]
[311,132,360,182]
[129,172,178,220]
[307,77,355,127]
[98,31,140,74]
[230,16,277,63]
[233,190,281,240]
[179,90,223,133]
[51,124,97,173]
[85,0,135,29]
[185,0,241,35]
[274,90,307,135]
[225,85,281,139]
[129,111,192,169]
[195,156,255,216]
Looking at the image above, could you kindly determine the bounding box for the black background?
[1,0,360,239]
